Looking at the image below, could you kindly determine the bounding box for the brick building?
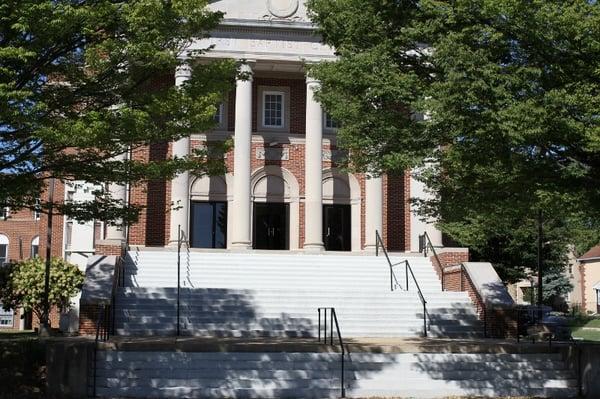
[0,182,65,330]
[113,0,443,255]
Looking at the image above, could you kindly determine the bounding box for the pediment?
[208,0,309,22]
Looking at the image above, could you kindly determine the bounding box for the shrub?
[0,257,84,321]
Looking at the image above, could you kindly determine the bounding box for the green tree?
[308,0,600,299]
[0,258,84,321]
[0,0,237,223]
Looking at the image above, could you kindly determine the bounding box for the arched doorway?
[251,166,300,250]
[189,174,232,249]
[322,170,361,252]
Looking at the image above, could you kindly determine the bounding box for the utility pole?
[40,178,55,336]
[537,209,543,319]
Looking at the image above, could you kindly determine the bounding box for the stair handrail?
[405,259,431,337]
[375,231,430,337]
[109,253,124,336]
[317,307,346,398]
[419,231,445,291]
[92,304,110,397]
[375,230,404,291]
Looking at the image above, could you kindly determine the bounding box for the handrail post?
[483,305,487,338]
[330,309,333,346]
[405,261,409,291]
[318,308,321,343]
[177,224,181,337]
[423,301,427,338]
[324,308,327,344]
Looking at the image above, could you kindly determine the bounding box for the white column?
[106,152,128,241]
[169,63,192,245]
[364,174,383,251]
[230,63,253,249]
[304,76,324,251]
[410,171,442,250]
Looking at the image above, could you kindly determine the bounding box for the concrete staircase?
[115,250,481,338]
[94,348,578,398]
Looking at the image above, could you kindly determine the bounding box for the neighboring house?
[574,245,600,314]
[0,205,43,330]
[0,180,99,331]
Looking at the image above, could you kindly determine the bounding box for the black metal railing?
[375,231,404,291]
[317,307,346,398]
[376,230,430,337]
[419,231,445,290]
[110,255,124,336]
[92,304,110,397]
[176,224,189,336]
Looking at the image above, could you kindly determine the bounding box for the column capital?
[238,62,255,81]
[305,75,320,86]
[175,63,192,81]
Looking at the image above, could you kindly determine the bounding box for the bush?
[0,257,84,321]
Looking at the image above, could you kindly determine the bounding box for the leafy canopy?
[0,0,237,223]
[0,257,84,319]
[308,0,600,287]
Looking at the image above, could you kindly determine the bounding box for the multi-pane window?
[263,92,284,127]
[0,306,13,328]
[2,207,9,220]
[0,234,8,265]
[325,114,340,129]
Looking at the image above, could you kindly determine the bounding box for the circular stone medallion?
[267,0,299,18]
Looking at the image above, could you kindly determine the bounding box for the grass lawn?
[571,326,600,341]
[569,316,600,341]
[0,330,46,399]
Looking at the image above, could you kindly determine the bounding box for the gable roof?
[579,245,600,262]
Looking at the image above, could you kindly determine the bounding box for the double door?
[253,203,289,250]
[190,201,227,248]
[323,204,351,251]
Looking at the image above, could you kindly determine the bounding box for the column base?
[363,244,378,253]
[230,242,253,250]
[303,243,325,252]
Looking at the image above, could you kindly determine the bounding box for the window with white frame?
[2,207,9,220]
[33,198,41,220]
[262,91,284,128]
[0,306,13,328]
[0,234,8,265]
[325,113,340,129]
[31,236,39,258]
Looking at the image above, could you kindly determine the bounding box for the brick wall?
[132,76,412,251]
[439,259,518,338]
[79,304,99,336]
[31,307,61,330]
[95,243,124,257]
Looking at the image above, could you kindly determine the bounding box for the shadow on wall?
[411,350,575,397]
[115,285,318,338]
[95,350,402,397]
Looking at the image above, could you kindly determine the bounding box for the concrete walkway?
[93,336,567,354]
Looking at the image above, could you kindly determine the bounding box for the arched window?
[31,236,39,258]
[0,234,9,265]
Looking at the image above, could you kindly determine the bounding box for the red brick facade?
[0,181,66,329]
[128,75,412,251]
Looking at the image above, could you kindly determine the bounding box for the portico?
[144,0,439,253]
